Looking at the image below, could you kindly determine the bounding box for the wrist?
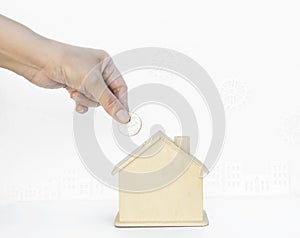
[0,15,64,80]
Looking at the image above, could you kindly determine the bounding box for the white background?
[1,0,300,237]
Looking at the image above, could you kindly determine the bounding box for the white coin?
[118,112,142,136]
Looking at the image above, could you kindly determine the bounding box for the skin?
[0,15,130,123]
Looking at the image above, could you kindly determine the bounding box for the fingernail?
[77,107,86,114]
[71,92,77,99]
[116,109,130,123]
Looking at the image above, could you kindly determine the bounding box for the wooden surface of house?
[113,131,209,227]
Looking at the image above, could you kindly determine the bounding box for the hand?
[30,45,130,123]
[0,15,130,123]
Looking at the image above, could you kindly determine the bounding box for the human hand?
[0,15,129,123]
[31,45,130,123]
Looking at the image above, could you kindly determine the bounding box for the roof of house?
[112,131,208,175]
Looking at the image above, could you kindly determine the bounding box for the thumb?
[82,71,130,123]
[99,86,130,123]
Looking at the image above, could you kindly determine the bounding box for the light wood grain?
[115,210,209,227]
[114,132,208,227]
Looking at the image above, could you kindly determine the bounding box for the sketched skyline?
[0,160,295,202]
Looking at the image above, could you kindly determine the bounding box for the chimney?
[174,136,190,153]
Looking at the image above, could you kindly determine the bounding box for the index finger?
[108,75,128,111]
[102,57,129,110]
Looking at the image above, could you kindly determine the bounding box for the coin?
[118,112,142,136]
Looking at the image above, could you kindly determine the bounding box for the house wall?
[119,164,203,222]
[119,138,180,174]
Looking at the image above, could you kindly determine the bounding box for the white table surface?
[0,196,299,238]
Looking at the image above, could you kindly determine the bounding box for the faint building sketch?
[224,162,242,194]
[204,163,223,195]
[219,80,248,109]
[205,160,290,196]
[2,160,292,201]
[5,168,105,201]
[242,175,271,195]
[271,161,289,194]
[282,113,300,145]
[59,169,104,200]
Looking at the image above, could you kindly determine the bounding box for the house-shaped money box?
[112,131,209,227]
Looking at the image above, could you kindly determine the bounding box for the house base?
[114,210,209,227]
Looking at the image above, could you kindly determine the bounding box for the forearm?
[0,15,59,79]
[0,15,129,121]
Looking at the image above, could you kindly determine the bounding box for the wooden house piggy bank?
[112,131,208,227]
